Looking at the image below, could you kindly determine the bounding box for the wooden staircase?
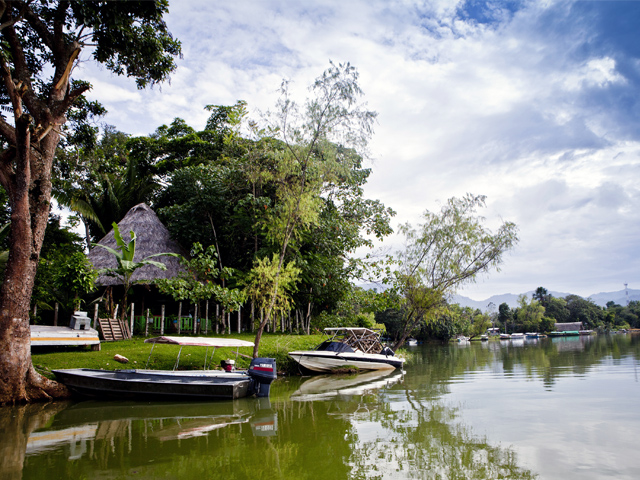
[98,317,129,341]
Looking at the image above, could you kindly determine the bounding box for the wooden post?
[216,304,219,334]
[177,302,182,335]
[54,302,59,326]
[93,303,99,330]
[130,303,135,338]
[194,304,198,334]
[237,307,241,333]
[145,308,150,337]
[204,300,209,334]
[160,305,165,335]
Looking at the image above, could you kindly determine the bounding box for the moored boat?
[288,327,404,373]
[510,333,525,340]
[53,336,277,400]
[499,333,511,340]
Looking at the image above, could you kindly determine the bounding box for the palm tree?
[93,223,178,321]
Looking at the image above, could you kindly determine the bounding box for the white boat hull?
[288,350,404,372]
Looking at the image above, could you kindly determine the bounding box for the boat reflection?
[25,397,277,458]
[290,369,404,401]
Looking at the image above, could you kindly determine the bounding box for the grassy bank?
[32,333,323,379]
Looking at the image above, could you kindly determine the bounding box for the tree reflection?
[5,334,638,479]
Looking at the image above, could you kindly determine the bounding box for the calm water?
[2,334,639,479]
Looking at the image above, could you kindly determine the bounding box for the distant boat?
[525,332,539,338]
[499,333,511,340]
[480,335,489,341]
[456,336,470,343]
[510,333,525,340]
[406,338,418,346]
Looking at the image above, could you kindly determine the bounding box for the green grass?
[32,333,323,379]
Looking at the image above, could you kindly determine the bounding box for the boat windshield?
[316,341,355,353]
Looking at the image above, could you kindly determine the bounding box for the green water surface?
[2,333,639,479]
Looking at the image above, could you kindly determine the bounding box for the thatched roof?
[555,322,583,332]
[89,203,187,286]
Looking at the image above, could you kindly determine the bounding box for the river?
[1,333,638,479]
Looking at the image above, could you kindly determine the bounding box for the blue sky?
[77,0,640,300]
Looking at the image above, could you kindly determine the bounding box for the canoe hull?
[53,368,254,400]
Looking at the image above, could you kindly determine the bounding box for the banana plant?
[94,222,180,320]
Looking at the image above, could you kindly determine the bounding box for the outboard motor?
[220,359,235,372]
[381,346,395,357]
[248,358,277,397]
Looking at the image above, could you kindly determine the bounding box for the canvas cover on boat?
[317,341,355,353]
[145,336,254,348]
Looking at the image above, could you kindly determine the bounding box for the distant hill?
[451,289,640,311]
[358,282,640,311]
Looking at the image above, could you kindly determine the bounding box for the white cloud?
[74,0,640,299]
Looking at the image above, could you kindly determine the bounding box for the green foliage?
[243,254,301,321]
[31,216,92,320]
[539,316,556,333]
[514,294,545,333]
[564,295,604,329]
[55,126,159,245]
[53,252,98,307]
[70,1,182,89]
[156,243,246,311]
[602,300,638,329]
[391,194,518,347]
[311,310,380,333]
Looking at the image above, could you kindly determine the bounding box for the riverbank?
[31,333,324,378]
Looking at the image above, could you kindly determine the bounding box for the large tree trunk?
[0,116,70,404]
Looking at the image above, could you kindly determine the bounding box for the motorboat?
[510,333,525,340]
[456,336,470,343]
[53,336,277,400]
[499,333,511,340]
[406,338,418,346]
[288,327,404,373]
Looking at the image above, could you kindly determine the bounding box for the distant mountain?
[451,289,640,311]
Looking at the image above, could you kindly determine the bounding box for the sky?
[74,0,640,301]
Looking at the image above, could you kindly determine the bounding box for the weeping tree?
[392,194,519,350]
[0,0,180,404]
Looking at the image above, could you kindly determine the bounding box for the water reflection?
[290,370,404,401]
[3,334,638,479]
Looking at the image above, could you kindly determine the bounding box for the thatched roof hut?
[89,203,187,286]
[555,322,583,332]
